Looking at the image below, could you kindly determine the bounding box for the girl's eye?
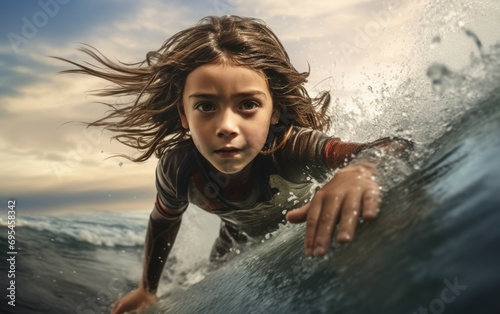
[195,102,215,112]
[241,101,259,111]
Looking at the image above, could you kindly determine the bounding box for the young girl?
[59,15,411,314]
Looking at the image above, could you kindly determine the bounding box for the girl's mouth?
[214,147,242,157]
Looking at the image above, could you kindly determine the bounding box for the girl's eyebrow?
[188,91,267,99]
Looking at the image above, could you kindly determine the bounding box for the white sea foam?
[4,205,220,258]
[10,211,148,247]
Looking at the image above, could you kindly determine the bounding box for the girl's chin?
[214,166,245,175]
[212,161,253,176]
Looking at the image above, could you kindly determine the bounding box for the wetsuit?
[143,127,411,293]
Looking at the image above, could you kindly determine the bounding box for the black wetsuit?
[143,127,411,292]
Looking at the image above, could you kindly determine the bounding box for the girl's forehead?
[185,61,269,91]
[193,61,264,77]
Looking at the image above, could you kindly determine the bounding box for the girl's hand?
[112,287,158,314]
[286,163,380,257]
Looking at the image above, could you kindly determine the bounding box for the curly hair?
[55,15,332,162]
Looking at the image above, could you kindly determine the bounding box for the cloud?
[1,0,424,214]
[3,0,497,215]
[0,1,194,215]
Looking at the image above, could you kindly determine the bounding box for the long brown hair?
[55,15,331,162]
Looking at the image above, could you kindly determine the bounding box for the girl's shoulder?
[268,126,332,182]
[275,126,331,158]
[156,141,198,188]
[158,141,196,167]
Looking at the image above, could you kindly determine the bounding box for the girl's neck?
[227,162,253,183]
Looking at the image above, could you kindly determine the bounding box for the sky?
[0,0,499,215]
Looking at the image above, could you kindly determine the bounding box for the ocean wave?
[0,211,149,247]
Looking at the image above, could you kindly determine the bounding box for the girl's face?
[180,62,279,175]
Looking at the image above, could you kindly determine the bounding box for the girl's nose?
[216,109,238,137]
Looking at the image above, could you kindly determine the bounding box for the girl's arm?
[286,137,413,257]
[142,197,183,293]
[112,196,184,314]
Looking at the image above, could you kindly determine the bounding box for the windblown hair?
[56,15,332,162]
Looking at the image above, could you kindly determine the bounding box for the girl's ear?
[177,103,189,129]
[271,109,280,125]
